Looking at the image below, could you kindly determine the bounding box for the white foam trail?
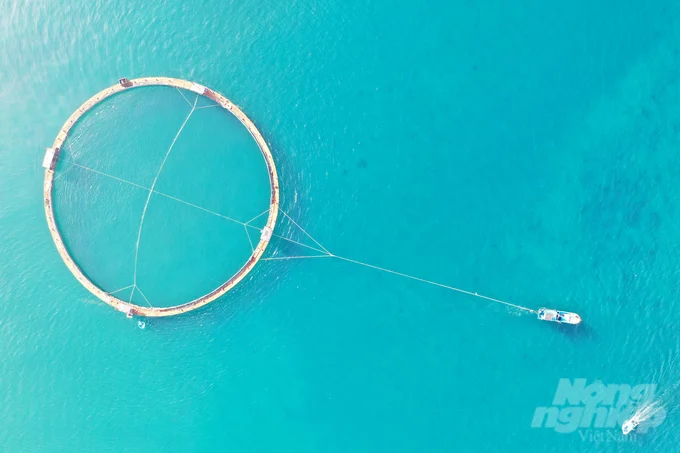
[634,401,663,423]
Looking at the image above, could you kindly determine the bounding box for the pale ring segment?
[43,77,280,317]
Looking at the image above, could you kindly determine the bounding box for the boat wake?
[622,400,666,435]
[635,401,664,423]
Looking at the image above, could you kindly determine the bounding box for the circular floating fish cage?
[43,77,279,317]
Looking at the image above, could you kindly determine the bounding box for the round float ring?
[42,77,279,317]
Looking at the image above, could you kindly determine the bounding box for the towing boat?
[537,308,582,325]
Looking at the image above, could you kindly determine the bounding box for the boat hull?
[622,418,639,435]
[537,308,582,325]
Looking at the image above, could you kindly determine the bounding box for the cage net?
[50,85,273,309]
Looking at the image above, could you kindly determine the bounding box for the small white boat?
[622,402,661,435]
[537,308,582,325]
[622,416,640,435]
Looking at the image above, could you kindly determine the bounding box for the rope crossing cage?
[44,77,535,319]
[43,77,280,317]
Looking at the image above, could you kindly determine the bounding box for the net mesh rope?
[52,84,534,315]
[52,88,296,308]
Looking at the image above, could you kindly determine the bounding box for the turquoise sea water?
[2,0,680,451]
